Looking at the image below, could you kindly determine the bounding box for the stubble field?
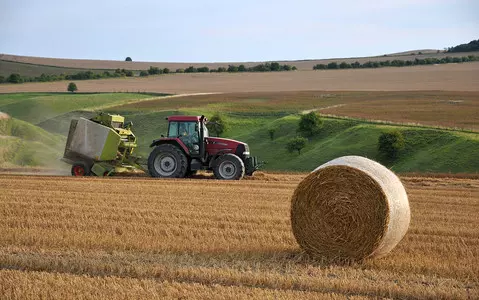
[1,63,478,94]
[0,174,477,299]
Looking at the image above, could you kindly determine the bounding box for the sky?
[0,0,478,62]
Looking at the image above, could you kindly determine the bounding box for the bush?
[238,64,246,72]
[148,66,161,75]
[208,112,228,137]
[197,66,209,73]
[268,128,276,140]
[286,136,307,155]
[327,62,339,69]
[139,70,149,77]
[0,76,5,83]
[185,66,197,73]
[298,112,323,137]
[227,65,239,72]
[313,64,327,70]
[7,73,23,83]
[378,131,405,160]
[125,57,132,61]
[67,82,78,93]
[163,68,170,74]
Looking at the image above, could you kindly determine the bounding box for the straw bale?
[291,156,410,262]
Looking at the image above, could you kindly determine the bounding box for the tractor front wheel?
[213,154,245,180]
[71,162,91,176]
[148,144,188,178]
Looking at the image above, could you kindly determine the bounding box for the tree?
[298,112,323,137]
[7,73,23,84]
[238,64,246,72]
[227,65,239,72]
[286,137,307,155]
[139,70,149,77]
[185,66,197,73]
[378,130,405,160]
[125,57,132,61]
[270,62,281,71]
[268,128,277,140]
[148,66,161,75]
[67,82,78,93]
[327,62,339,69]
[208,112,228,137]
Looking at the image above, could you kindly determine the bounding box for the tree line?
[313,55,479,70]
[447,39,479,53]
[0,62,297,84]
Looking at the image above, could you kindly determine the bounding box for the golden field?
[0,173,477,299]
[0,62,478,94]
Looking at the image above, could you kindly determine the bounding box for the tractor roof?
[167,116,202,122]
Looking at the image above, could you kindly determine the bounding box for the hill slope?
[1,92,478,174]
[2,51,479,72]
[0,116,65,168]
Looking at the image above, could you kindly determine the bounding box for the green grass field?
[1,92,478,173]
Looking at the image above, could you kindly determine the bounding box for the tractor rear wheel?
[148,144,188,178]
[71,161,91,176]
[213,154,245,180]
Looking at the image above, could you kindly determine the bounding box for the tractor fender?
[150,138,190,156]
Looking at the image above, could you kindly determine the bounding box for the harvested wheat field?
[0,63,478,94]
[0,174,478,299]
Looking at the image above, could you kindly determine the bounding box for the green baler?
[62,112,144,176]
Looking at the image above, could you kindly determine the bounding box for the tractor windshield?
[169,121,200,154]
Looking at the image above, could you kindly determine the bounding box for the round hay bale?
[291,155,410,262]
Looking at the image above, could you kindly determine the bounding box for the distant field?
[0,60,111,77]
[2,51,479,71]
[0,174,477,299]
[111,91,479,131]
[1,62,478,94]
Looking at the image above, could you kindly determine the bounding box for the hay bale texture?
[291,156,410,262]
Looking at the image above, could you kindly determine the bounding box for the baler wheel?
[71,162,91,176]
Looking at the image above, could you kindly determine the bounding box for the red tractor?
[147,115,260,180]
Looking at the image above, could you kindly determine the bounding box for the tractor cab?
[166,115,207,156]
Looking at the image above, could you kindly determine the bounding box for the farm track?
[0,174,477,299]
[1,63,479,94]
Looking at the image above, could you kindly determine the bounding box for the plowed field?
[0,174,478,299]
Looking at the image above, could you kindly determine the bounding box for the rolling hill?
[1,91,477,174]
[2,50,479,73]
